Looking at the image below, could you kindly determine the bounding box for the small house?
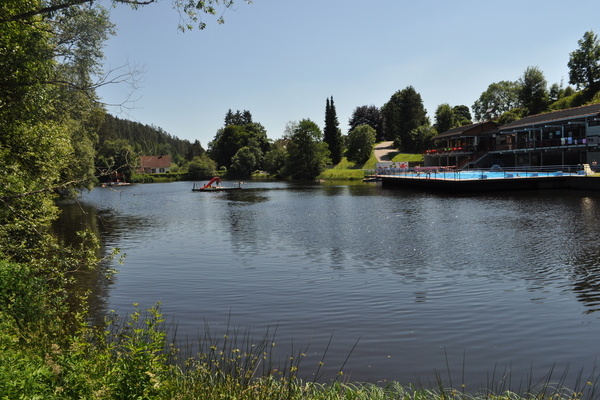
[139,155,171,174]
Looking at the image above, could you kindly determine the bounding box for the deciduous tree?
[208,119,270,170]
[518,66,549,116]
[472,81,520,121]
[568,30,600,90]
[229,146,261,178]
[187,155,217,180]
[434,103,456,134]
[381,86,428,152]
[348,105,384,141]
[452,105,472,126]
[346,125,376,164]
[263,140,288,177]
[284,119,330,180]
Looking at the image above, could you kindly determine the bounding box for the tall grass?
[3,301,599,399]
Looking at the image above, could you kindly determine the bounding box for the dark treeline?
[98,114,205,164]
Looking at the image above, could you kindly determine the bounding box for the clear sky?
[97,0,600,147]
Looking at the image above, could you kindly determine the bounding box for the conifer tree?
[323,96,343,164]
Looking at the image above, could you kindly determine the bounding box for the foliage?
[434,104,473,133]
[187,155,217,180]
[472,80,521,121]
[452,105,472,126]
[224,108,253,126]
[497,108,525,125]
[263,140,288,177]
[2,0,252,32]
[434,103,457,133]
[97,114,200,167]
[549,81,575,103]
[229,146,262,178]
[95,138,139,182]
[549,87,600,110]
[346,125,377,164]
[408,123,436,152]
[284,119,330,180]
[349,105,384,141]
[0,0,106,262]
[518,66,549,116]
[381,86,429,152]
[568,30,600,90]
[208,115,270,170]
[324,96,344,164]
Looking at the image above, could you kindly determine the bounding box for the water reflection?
[53,199,111,325]
[56,183,600,388]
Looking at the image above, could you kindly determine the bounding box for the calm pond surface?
[59,181,600,389]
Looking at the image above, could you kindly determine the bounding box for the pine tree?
[323,96,343,164]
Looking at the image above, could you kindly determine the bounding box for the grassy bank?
[319,150,425,181]
[2,300,596,400]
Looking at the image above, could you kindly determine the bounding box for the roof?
[500,103,600,131]
[434,121,500,140]
[140,155,171,168]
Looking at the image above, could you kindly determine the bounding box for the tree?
[434,103,457,134]
[346,125,376,164]
[229,146,261,178]
[472,81,520,121]
[568,30,600,90]
[186,139,206,160]
[1,1,112,260]
[0,0,253,387]
[224,109,253,126]
[409,122,436,152]
[348,105,384,141]
[323,97,343,164]
[452,105,472,126]
[96,139,139,182]
[381,86,428,152]
[518,66,549,116]
[497,109,524,125]
[284,119,330,180]
[187,155,217,180]
[208,120,270,170]
[263,140,288,177]
[2,0,251,31]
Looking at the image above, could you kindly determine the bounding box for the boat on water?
[101,181,131,187]
[192,177,242,192]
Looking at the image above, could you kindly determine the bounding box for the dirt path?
[373,141,397,162]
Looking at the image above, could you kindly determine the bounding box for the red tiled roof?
[140,155,171,168]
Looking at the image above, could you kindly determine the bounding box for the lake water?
[59,181,600,391]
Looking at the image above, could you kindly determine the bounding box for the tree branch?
[1,0,156,22]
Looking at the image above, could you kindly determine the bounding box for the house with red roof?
[139,155,171,174]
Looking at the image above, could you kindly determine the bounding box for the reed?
[2,302,599,400]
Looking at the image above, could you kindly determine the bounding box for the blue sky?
[98,0,600,147]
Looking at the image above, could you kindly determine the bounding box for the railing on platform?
[365,165,594,181]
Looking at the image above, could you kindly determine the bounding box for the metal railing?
[365,165,592,181]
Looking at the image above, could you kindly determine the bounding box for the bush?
[187,155,217,180]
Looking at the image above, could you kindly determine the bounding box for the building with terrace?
[425,103,600,169]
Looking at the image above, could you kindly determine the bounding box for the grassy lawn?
[319,144,424,180]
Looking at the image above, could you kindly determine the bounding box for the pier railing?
[365,164,593,181]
